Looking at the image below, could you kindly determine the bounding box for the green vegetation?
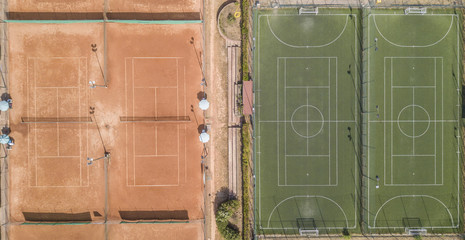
[241,123,251,239]
[240,0,250,82]
[216,199,240,240]
[227,13,236,22]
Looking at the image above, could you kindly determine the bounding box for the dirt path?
[204,0,230,239]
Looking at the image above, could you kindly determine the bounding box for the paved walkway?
[0,0,9,238]
[226,39,241,196]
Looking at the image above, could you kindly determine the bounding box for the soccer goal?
[406,228,427,236]
[299,7,318,15]
[404,7,427,15]
[299,229,319,236]
[297,218,318,236]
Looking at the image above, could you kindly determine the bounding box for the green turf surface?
[366,9,463,233]
[254,8,361,235]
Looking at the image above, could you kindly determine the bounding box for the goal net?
[299,229,319,236]
[299,7,318,15]
[406,228,427,235]
[297,218,318,236]
[404,7,427,15]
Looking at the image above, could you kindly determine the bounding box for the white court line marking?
[36,86,79,89]
[78,59,81,186]
[285,155,329,157]
[132,58,135,186]
[372,15,454,48]
[368,14,460,228]
[258,15,261,222]
[397,104,431,139]
[434,58,437,184]
[28,57,89,188]
[261,120,355,123]
[383,57,386,184]
[56,88,59,155]
[266,195,349,228]
[373,195,455,228]
[27,59,30,186]
[37,156,80,158]
[392,86,435,88]
[281,56,333,186]
[277,58,280,185]
[125,59,129,185]
[276,58,287,185]
[392,154,435,157]
[370,120,456,123]
[389,58,436,185]
[455,14,460,222]
[328,58,331,185]
[127,57,183,187]
[306,88,308,155]
[265,15,349,48]
[286,86,329,89]
[290,105,324,139]
[258,13,359,228]
[390,58,393,184]
[134,86,178,89]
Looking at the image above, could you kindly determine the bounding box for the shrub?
[240,0,250,82]
[242,123,251,239]
[227,13,236,22]
[216,199,240,240]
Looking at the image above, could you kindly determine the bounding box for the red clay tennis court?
[9,221,202,239]
[8,0,201,16]
[8,20,204,239]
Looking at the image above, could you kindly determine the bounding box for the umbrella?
[0,134,9,144]
[199,98,209,110]
[199,130,210,143]
[0,101,9,111]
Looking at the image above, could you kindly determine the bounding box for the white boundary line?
[124,57,184,187]
[266,195,349,229]
[257,12,359,230]
[367,13,460,229]
[265,14,349,48]
[27,57,89,188]
[372,195,455,228]
[372,15,454,48]
[279,56,333,186]
[387,57,438,185]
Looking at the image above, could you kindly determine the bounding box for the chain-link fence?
[254,0,465,8]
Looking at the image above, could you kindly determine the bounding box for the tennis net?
[21,117,93,123]
[120,116,190,123]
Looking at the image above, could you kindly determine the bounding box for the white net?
[406,228,427,235]
[404,7,427,14]
[299,7,318,15]
[299,229,319,236]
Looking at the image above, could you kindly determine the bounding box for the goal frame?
[299,7,318,15]
[405,228,427,235]
[404,7,427,15]
[299,229,319,236]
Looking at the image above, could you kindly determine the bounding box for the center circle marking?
[290,105,324,138]
[397,104,430,138]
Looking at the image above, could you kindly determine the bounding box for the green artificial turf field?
[366,9,463,233]
[253,7,464,236]
[254,8,361,235]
